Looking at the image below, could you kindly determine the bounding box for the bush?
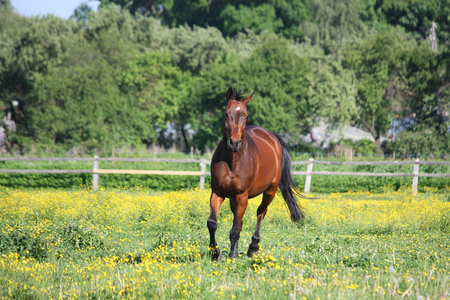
[290,142,323,156]
[382,129,449,159]
[328,139,379,156]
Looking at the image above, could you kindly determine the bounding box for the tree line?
[0,0,448,157]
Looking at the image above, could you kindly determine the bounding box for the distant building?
[301,122,374,149]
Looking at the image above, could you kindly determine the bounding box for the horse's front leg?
[207,192,224,261]
[229,194,248,259]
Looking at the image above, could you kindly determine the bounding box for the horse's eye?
[224,113,229,118]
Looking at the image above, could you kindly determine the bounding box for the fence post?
[93,155,99,191]
[412,158,420,194]
[304,158,314,194]
[199,159,206,190]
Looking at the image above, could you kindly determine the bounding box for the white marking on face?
[236,107,241,111]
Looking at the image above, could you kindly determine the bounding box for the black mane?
[233,88,247,101]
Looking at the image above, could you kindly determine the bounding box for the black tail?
[274,133,305,222]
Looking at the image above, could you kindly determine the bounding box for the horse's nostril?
[227,138,241,151]
[229,139,240,146]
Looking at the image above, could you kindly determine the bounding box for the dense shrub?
[382,130,449,159]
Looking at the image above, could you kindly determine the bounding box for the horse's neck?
[227,134,253,172]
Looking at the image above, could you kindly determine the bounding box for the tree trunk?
[180,124,189,151]
[361,116,383,154]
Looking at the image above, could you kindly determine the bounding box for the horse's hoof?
[247,243,260,257]
[210,248,222,261]
[247,249,259,257]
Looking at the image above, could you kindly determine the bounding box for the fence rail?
[0,157,448,193]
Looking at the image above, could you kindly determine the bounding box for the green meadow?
[0,188,449,299]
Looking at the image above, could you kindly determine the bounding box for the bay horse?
[207,87,305,260]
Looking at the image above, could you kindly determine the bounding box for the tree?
[156,25,227,74]
[106,0,378,57]
[23,24,134,151]
[120,51,193,148]
[219,4,283,36]
[306,55,358,128]
[99,0,173,18]
[0,2,28,106]
[343,28,412,148]
[383,42,450,157]
[70,2,93,23]
[298,0,374,54]
[404,43,449,132]
[375,0,450,49]
[28,56,127,151]
[81,5,138,68]
[1,14,81,142]
[194,34,358,149]
[17,6,142,152]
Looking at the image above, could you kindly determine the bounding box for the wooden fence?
[0,157,448,193]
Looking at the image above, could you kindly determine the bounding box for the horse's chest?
[222,171,245,191]
[216,169,247,194]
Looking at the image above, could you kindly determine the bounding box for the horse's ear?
[226,87,233,101]
[241,91,255,105]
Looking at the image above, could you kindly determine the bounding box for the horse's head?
[222,87,254,152]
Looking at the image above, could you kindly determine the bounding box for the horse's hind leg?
[207,192,224,261]
[247,188,276,257]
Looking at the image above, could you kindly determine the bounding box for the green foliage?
[0,226,50,261]
[157,25,227,74]
[299,0,374,53]
[28,56,127,150]
[0,157,447,192]
[293,162,449,193]
[403,44,449,134]
[0,4,28,100]
[0,13,74,111]
[376,0,450,49]
[1,1,447,157]
[59,224,106,251]
[0,158,210,190]
[343,27,412,146]
[194,34,359,148]
[220,4,283,36]
[330,139,380,156]
[290,142,323,156]
[306,55,358,125]
[99,0,174,20]
[382,127,449,158]
[120,51,192,144]
[194,35,312,148]
[0,172,207,191]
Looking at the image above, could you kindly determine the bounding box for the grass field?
[0,187,449,299]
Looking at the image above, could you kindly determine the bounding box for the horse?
[207,87,305,260]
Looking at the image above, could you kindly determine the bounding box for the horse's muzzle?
[227,138,242,152]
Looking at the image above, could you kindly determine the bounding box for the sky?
[10,0,100,19]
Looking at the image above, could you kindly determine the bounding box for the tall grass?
[0,187,449,299]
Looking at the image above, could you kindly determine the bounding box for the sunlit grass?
[0,187,449,299]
